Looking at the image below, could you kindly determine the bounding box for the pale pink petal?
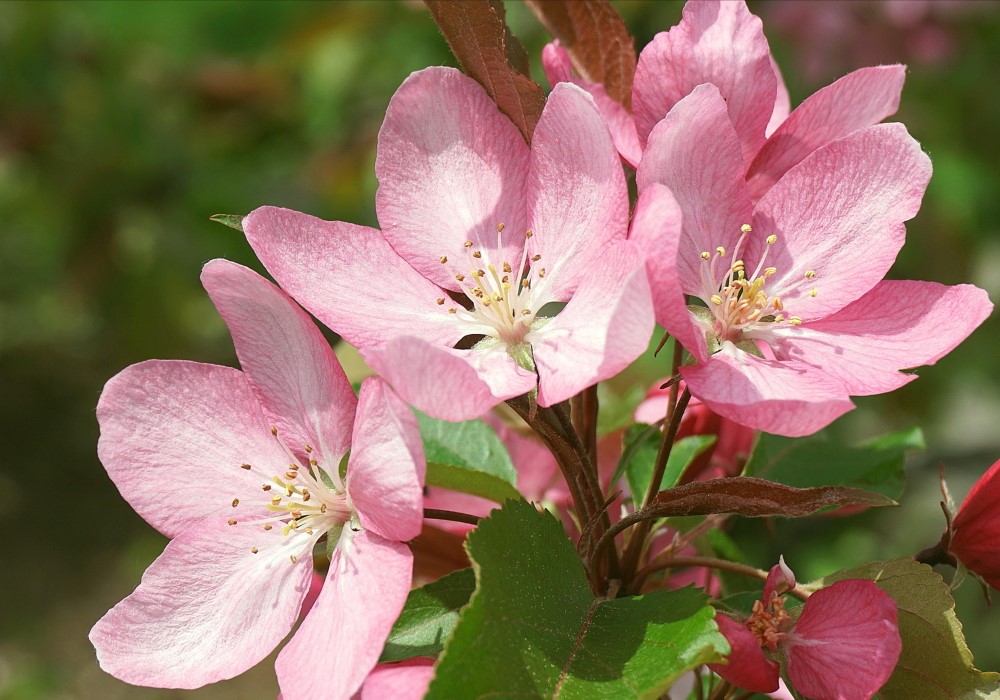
[202,259,357,466]
[541,40,574,85]
[680,345,854,437]
[637,84,754,298]
[707,614,780,693]
[750,123,931,320]
[748,65,906,201]
[364,337,536,422]
[347,377,425,543]
[243,206,463,350]
[785,580,901,700]
[375,67,529,289]
[276,530,412,700]
[90,522,312,689]
[766,55,790,138]
[531,241,654,407]
[527,82,629,298]
[97,360,289,538]
[771,281,992,395]
[632,0,776,165]
[628,183,709,363]
[483,413,562,503]
[361,659,435,700]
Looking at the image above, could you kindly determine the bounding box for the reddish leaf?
[525,0,637,109]
[647,476,896,518]
[425,0,547,142]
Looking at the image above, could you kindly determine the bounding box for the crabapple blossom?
[243,66,656,422]
[949,458,1000,590]
[90,260,424,699]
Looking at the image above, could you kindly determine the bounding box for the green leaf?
[596,384,646,436]
[816,558,1000,699]
[426,500,729,699]
[625,432,716,503]
[380,568,476,663]
[744,427,923,499]
[417,411,520,503]
[208,213,244,232]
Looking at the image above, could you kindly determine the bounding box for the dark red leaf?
[525,0,636,109]
[425,0,547,142]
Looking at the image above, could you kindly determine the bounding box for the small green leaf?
[744,427,923,499]
[380,568,475,663]
[426,500,729,699]
[625,432,716,503]
[209,213,244,232]
[417,411,520,503]
[816,558,1000,699]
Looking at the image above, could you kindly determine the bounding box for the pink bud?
[949,458,1000,590]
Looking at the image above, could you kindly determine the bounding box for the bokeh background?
[2,1,998,697]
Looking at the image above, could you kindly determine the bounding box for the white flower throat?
[695,224,818,352]
[229,427,353,564]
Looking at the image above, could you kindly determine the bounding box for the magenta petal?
[527,82,629,298]
[97,360,288,538]
[361,659,435,700]
[531,241,654,407]
[276,531,413,700]
[633,0,776,164]
[707,614,780,693]
[202,259,357,465]
[750,123,931,320]
[90,522,312,689]
[347,377,425,542]
[748,65,906,201]
[772,281,993,396]
[637,84,754,296]
[680,347,854,437]
[243,206,462,349]
[785,580,901,700]
[375,67,529,288]
[951,459,1000,589]
[364,337,536,422]
[629,184,709,363]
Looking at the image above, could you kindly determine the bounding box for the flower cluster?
[90,1,995,699]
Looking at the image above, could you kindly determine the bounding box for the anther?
[231,498,240,508]
[304,445,313,453]
[521,309,532,316]
[455,274,465,282]
[502,262,512,273]
[270,427,278,436]
[788,316,802,325]
[531,255,541,262]
[716,246,726,255]
[764,267,776,276]
[290,555,298,564]
[464,241,473,248]
[711,295,723,305]
[262,484,272,491]
[436,298,445,305]
[772,298,783,310]
[228,519,237,525]
[538,268,546,278]
[251,547,259,554]
[804,270,816,279]
[808,288,818,297]
[440,256,448,264]
[271,495,282,504]
[700,251,711,260]
[525,230,533,238]
[497,223,505,233]
[285,471,297,480]
[766,234,778,246]
[263,524,273,531]
[240,463,251,470]
[476,269,485,277]
[448,308,457,314]
[741,224,753,233]
[320,504,328,513]
[472,251,482,259]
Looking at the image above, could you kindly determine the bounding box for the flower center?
[747,593,790,652]
[437,223,552,346]
[695,224,818,348]
[229,427,353,564]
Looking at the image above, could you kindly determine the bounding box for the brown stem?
[635,555,811,602]
[424,508,481,525]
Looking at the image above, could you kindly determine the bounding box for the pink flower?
[89,260,425,699]
[632,0,909,205]
[631,82,992,436]
[359,658,435,700]
[243,66,655,422]
[949,458,1000,590]
[710,559,901,699]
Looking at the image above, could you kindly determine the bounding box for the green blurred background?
[1,1,998,697]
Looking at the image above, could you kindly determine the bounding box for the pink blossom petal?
[276,530,412,700]
[628,183,709,363]
[347,377,425,543]
[364,337,536,422]
[531,241,654,407]
[90,522,312,689]
[243,206,463,350]
[748,65,906,201]
[361,659,435,700]
[97,360,288,538]
[771,281,992,396]
[762,557,797,603]
[951,459,1000,589]
[527,82,629,298]
[707,614,780,693]
[750,123,931,320]
[766,55,790,138]
[633,0,776,165]
[202,259,357,466]
[483,413,562,503]
[541,40,574,84]
[637,84,754,297]
[680,345,854,437]
[375,67,529,289]
[785,580,901,700]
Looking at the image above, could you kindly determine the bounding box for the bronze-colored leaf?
[525,0,636,109]
[425,0,547,142]
[646,476,896,518]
